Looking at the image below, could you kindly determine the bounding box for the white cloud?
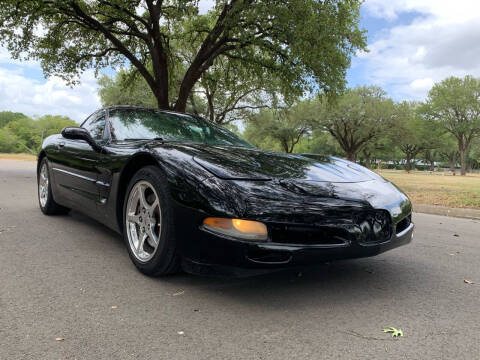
[359,0,480,100]
[198,0,215,14]
[0,65,100,123]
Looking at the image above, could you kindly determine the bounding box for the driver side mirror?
[61,127,106,153]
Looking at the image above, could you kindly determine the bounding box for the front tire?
[37,157,69,215]
[123,166,180,276]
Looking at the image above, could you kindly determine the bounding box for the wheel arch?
[116,153,166,233]
[37,151,47,176]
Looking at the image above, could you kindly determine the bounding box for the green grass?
[378,170,480,209]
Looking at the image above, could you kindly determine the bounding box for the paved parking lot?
[1,160,479,359]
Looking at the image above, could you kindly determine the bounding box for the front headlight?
[202,217,268,241]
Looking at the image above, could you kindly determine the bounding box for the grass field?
[0,153,37,161]
[379,170,480,209]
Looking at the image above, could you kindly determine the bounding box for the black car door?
[50,110,107,213]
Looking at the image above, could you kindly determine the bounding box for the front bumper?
[174,203,414,276]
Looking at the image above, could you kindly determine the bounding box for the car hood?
[184,144,379,183]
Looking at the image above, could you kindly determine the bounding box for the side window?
[82,111,106,141]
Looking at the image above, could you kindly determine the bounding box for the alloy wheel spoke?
[137,232,147,252]
[148,199,159,215]
[138,184,149,210]
[146,226,158,248]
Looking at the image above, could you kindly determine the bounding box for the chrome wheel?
[39,163,49,208]
[126,180,162,262]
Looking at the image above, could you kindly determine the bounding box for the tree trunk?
[153,86,170,109]
[405,156,411,172]
[429,160,434,172]
[346,150,356,162]
[460,149,467,176]
[365,155,371,169]
[448,157,455,175]
[206,93,215,122]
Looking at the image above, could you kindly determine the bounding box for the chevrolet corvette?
[37,106,414,276]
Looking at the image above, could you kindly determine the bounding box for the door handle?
[58,141,65,149]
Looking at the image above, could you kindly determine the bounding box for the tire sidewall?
[122,166,177,274]
[37,157,53,214]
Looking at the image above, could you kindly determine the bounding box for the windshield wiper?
[123,137,165,142]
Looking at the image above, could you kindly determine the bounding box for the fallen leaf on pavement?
[453,234,460,237]
[464,280,474,285]
[55,337,64,341]
[111,306,118,309]
[382,327,403,337]
[177,331,185,335]
[172,290,184,296]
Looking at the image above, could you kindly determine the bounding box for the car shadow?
[155,255,429,310]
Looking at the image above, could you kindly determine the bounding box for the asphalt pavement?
[1,159,479,360]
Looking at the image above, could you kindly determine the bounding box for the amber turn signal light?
[202,218,268,241]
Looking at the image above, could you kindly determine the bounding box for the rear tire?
[123,166,180,276]
[37,157,70,215]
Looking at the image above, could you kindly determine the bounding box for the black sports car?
[37,106,414,277]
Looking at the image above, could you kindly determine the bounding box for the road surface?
[1,159,479,359]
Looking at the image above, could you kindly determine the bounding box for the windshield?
[109,108,254,148]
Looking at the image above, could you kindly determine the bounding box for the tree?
[436,134,459,173]
[318,86,394,161]
[98,56,277,125]
[98,70,158,108]
[0,127,25,153]
[0,111,28,127]
[469,138,480,170]
[197,58,277,125]
[391,101,442,172]
[244,100,316,153]
[1,114,77,153]
[359,135,391,169]
[36,115,78,140]
[295,130,344,157]
[6,117,40,153]
[0,0,366,112]
[423,149,438,171]
[424,76,480,176]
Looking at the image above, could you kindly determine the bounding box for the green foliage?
[295,130,344,157]
[423,75,480,175]
[390,101,443,171]
[0,0,366,111]
[0,111,28,127]
[0,126,25,153]
[0,112,76,153]
[468,138,480,170]
[98,71,157,108]
[317,86,395,161]
[244,100,317,153]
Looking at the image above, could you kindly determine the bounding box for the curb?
[414,204,480,220]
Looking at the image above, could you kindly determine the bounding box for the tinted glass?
[109,109,254,148]
[82,112,106,141]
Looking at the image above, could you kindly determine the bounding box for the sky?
[1,0,480,122]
